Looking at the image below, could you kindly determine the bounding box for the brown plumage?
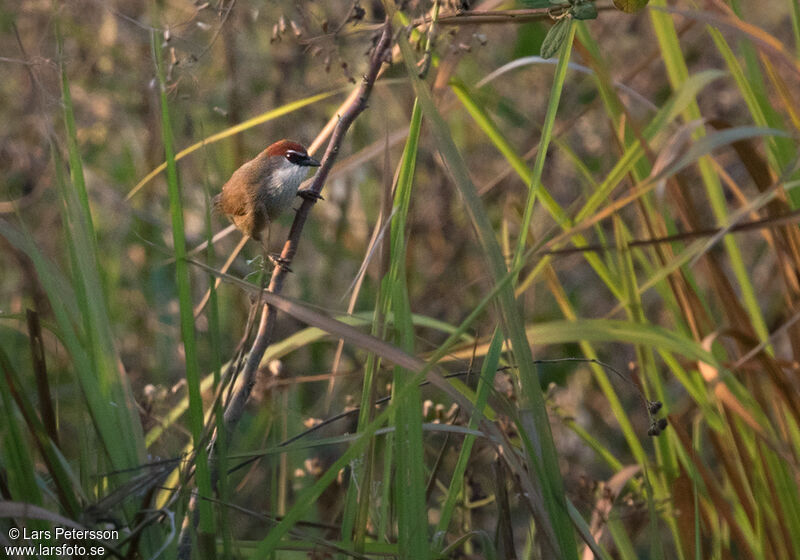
[214,140,319,242]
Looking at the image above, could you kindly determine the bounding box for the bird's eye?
[285,151,302,164]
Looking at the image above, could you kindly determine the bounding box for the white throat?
[264,159,310,218]
[270,160,308,192]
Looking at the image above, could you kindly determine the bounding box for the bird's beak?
[302,155,321,167]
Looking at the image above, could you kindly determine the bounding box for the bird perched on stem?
[214,139,320,267]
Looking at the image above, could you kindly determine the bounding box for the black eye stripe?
[285,150,305,163]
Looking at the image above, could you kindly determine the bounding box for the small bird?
[214,139,320,262]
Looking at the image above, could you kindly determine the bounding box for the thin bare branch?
[220,19,393,435]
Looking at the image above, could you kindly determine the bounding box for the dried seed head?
[290,20,302,37]
[350,5,366,22]
[648,400,663,415]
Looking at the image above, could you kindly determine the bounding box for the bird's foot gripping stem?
[268,253,293,273]
[297,189,324,202]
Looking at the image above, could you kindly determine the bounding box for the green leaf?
[541,17,572,59]
[613,0,649,13]
[572,1,598,20]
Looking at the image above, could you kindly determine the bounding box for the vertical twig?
[177,20,393,560]
[221,19,393,434]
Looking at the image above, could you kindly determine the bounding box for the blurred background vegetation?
[2,0,800,558]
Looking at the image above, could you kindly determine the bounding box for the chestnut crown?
[263,140,320,167]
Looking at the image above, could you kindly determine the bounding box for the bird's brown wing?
[216,173,249,217]
[216,164,269,240]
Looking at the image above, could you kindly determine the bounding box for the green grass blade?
[388,98,429,559]
[649,0,770,344]
[434,328,503,543]
[451,78,624,301]
[56,35,146,475]
[150,31,214,535]
[0,344,46,508]
[54,35,163,554]
[392,19,577,558]
[0,343,81,516]
[512,19,575,274]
